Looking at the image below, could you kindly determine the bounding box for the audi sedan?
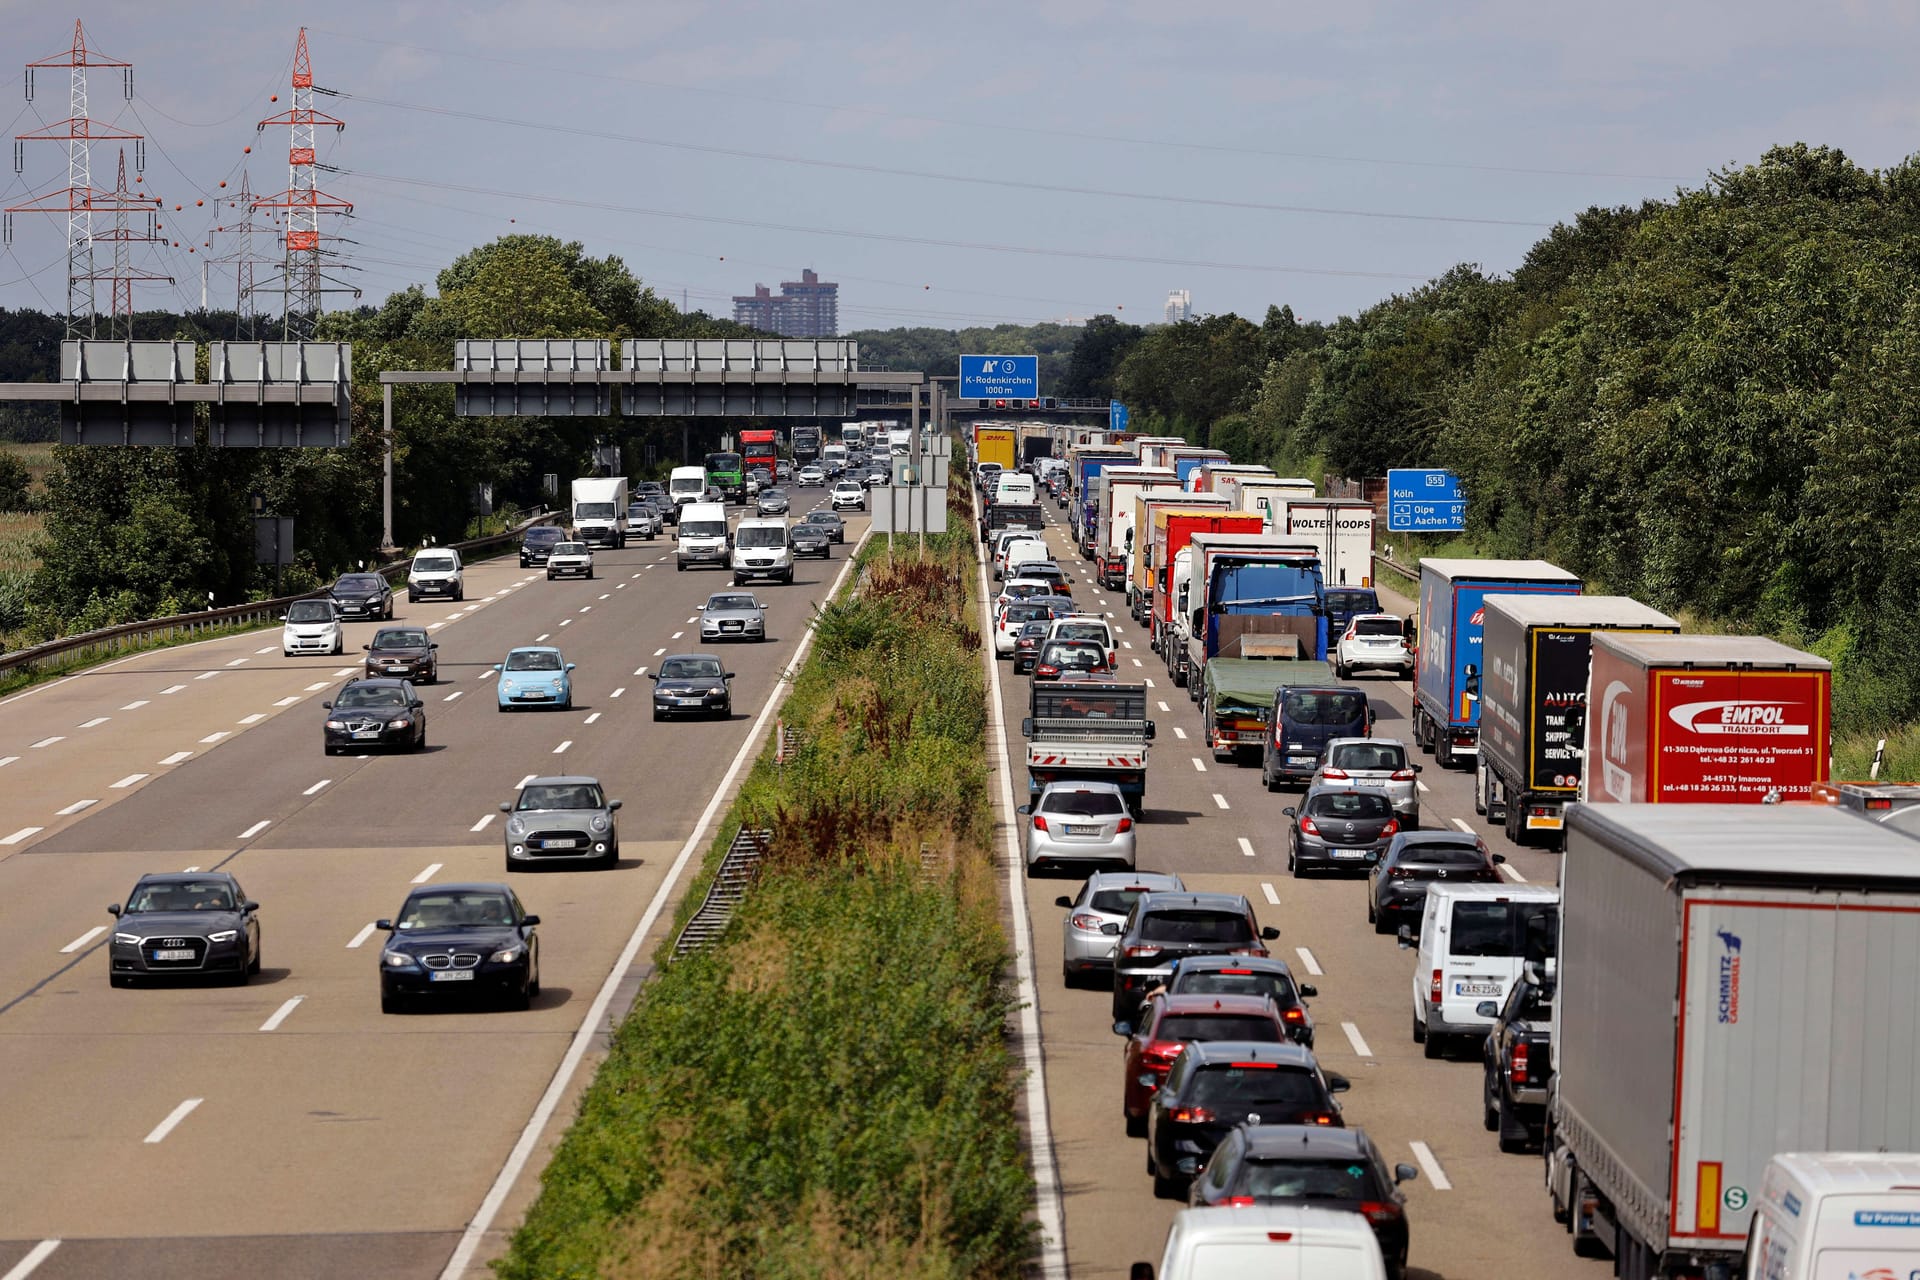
[323,678,428,754]
[328,572,394,621]
[376,882,540,1012]
[495,646,574,710]
[701,592,767,643]
[502,775,621,870]
[362,626,438,684]
[107,871,261,987]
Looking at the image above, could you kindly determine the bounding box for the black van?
[1260,684,1373,788]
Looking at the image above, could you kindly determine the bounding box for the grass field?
[0,512,41,575]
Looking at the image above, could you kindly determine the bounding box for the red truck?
[1583,633,1832,804]
[738,428,778,482]
[1146,509,1266,659]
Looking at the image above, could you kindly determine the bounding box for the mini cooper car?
[501,775,621,870]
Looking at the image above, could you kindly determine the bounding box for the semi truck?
[1019,425,1054,466]
[1226,476,1318,531]
[1165,447,1231,490]
[1134,438,1194,470]
[1176,534,1328,693]
[1546,803,1920,1278]
[738,429,778,482]
[1147,509,1265,655]
[1192,462,1274,495]
[789,423,822,465]
[1095,467,1178,588]
[1068,449,1136,553]
[1412,558,1582,770]
[1582,632,1833,805]
[973,425,1017,474]
[569,476,630,548]
[1474,595,1680,847]
[703,450,746,503]
[1285,498,1376,590]
[1020,680,1156,816]
[1127,493,1230,622]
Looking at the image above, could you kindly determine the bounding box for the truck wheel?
[1505,798,1526,846]
[1435,733,1454,769]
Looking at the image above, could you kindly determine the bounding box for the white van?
[1002,539,1051,581]
[1402,882,1558,1057]
[407,547,464,602]
[668,465,709,510]
[675,501,730,573]
[731,517,792,585]
[1744,1152,1920,1279]
[994,472,1037,506]
[1136,1205,1387,1280]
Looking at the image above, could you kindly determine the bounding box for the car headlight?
[490,946,523,964]
[326,719,345,729]
[708,685,728,696]
[590,815,610,832]
[388,717,412,728]
[507,817,526,835]
[113,932,140,945]
[383,951,415,968]
[207,930,238,943]
[500,680,516,692]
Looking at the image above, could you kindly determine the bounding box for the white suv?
[1334,613,1413,680]
[831,480,866,511]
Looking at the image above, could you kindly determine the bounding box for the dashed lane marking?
[535,634,550,642]
[259,997,305,1032]
[411,862,442,885]
[3,1240,61,1278]
[516,774,536,788]
[583,713,601,725]
[0,757,14,769]
[346,923,377,949]
[610,687,625,699]
[1295,946,1324,976]
[77,717,109,729]
[471,814,495,832]
[110,773,146,789]
[121,700,149,710]
[559,619,572,627]
[238,713,265,725]
[199,732,230,745]
[194,671,220,681]
[1416,780,1430,793]
[1260,882,1280,905]
[29,737,63,749]
[444,690,464,702]
[274,696,301,707]
[226,657,249,667]
[1191,758,1207,772]
[1213,793,1231,810]
[1409,1142,1453,1191]
[1238,837,1256,858]
[304,682,330,692]
[1158,701,1170,712]
[54,800,96,816]
[238,820,270,840]
[143,1098,203,1145]
[1342,1022,1375,1058]
[1,827,43,845]
[553,740,573,754]
[159,751,192,765]
[303,780,330,796]
[59,926,106,953]
[1502,862,1529,883]
[1451,818,1476,834]
[159,685,185,695]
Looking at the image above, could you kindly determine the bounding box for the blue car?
[494,646,575,711]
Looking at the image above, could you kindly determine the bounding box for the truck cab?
[668,465,708,510]
[1744,1152,1920,1280]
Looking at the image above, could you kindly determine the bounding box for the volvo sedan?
[323,678,428,754]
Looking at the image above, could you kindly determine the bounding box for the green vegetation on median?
[497,531,1037,1280]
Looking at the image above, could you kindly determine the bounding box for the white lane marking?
[598,593,610,601]
[303,779,331,796]
[159,751,193,765]
[1,827,43,845]
[1,1239,60,1279]
[1213,793,1231,810]
[77,716,109,729]
[411,862,442,884]
[304,682,331,692]
[616,583,626,589]
[238,713,265,725]
[471,814,495,832]
[29,736,63,749]
[332,667,357,678]
[55,799,96,816]
[1416,780,1430,793]
[238,820,270,840]
[670,631,684,639]
[1157,701,1170,712]
[653,648,666,656]
[559,619,571,627]
[436,525,875,1280]
[609,687,625,699]
[199,732,230,745]
[579,605,592,613]
[684,616,697,624]
[634,666,648,676]
[1122,640,1134,649]
[1342,1021,1375,1058]
[583,712,600,725]
[195,671,220,681]
[346,922,377,949]
[1143,677,1155,688]
[1409,1141,1453,1191]
[1295,946,1324,976]
[159,684,186,694]
[259,996,305,1032]
[1451,818,1476,834]
[516,774,536,788]
[255,645,277,655]
[274,696,301,707]
[1130,658,1142,667]
[143,1098,203,1144]
[181,866,199,873]
[110,773,147,789]
[226,657,249,667]
[1501,862,1529,883]
[428,622,447,630]
[60,925,107,953]
[478,669,495,679]
[1191,757,1206,772]
[1260,881,1280,905]
[0,756,15,768]
[1172,726,1187,740]
[443,690,464,702]
[553,740,573,753]
[1238,837,1257,858]
[534,633,550,642]
[121,700,150,710]
[631,572,642,578]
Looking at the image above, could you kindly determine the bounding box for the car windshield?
[518,782,605,810]
[1176,970,1298,1007]
[1401,841,1487,867]
[1006,603,1051,624]
[1090,887,1158,914]
[660,657,724,680]
[761,489,785,500]
[127,880,235,912]
[628,505,649,517]
[505,651,563,672]
[524,527,562,544]
[1056,623,1108,643]
[736,527,786,548]
[1329,743,1406,772]
[414,555,455,573]
[1040,790,1125,817]
[553,543,588,555]
[287,600,334,623]
[1155,1014,1283,1043]
[1141,910,1254,946]
[1240,1157,1373,1201]
[1281,690,1367,726]
[372,629,428,649]
[335,685,408,709]
[1187,1065,1322,1109]
[1324,591,1377,614]
[707,595,757,612]
[1043,643,1106,668]
[334,575,384,591]
[682,520,727,539]
[1450,901,1559,960]
[575,503,616,519]
[671,476,705,493]
[1353,616,1402,637]
[397,891,515,930]
[1306,792,1392,819]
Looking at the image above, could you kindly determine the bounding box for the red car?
[1115,992,1293,1136]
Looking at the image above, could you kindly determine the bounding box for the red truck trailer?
[1147,508,1266,657]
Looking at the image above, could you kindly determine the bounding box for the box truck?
[1192,462,1274,495]
[1128,493,1230,621]
[972,425,1017,474]
[569,476,629,548]
[1475,595,1680,846]
[1096,467,1178,588]
[1412,559,1582,770]
[1165,447,1230,490]
[1547,804,1920,1278]
[1227,476,1318,532]
[1068,449,1136,553]
[1147,509,1265,656]
[1583,633,1832,805]
[1285,498,1376,590]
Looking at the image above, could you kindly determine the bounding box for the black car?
[1012,620,1049,674]
[1160,954,1318,1048]
[788,520,832,560]
[1282,787,1402,877]
[520,525,566,567]
[107,872,261,986]
[798,510,846,544]
[363,626,438,684]
[329,572,394,621]
[650,653,735,721]
[1481,962,1554,1153]
[323,678,428,754]
[1366,830,1505,935]
[1111,892,1281,1023]
[1145,1041,1349,1199]
[1190,1126,1416,1278]
[376,882,540,1012]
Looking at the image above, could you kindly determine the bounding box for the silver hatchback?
[501,775,621,870]
[1021,780,1136,871]
[1052,869,1187,988]
[1312,737,1420,827]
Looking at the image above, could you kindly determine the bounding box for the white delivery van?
[407,547,464,602]
[994,472,1037,506]
[675,502,730,573]
[668,465,708,511]
[1136,1205,1388,1280]
[1002,539,1051,581]
[1402,882,1558,1057]
[731,517,792,585]
[1744,1152,1920,1280]
[569,476,629,548]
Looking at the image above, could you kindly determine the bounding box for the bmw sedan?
[323,678,428,754]
[376,882,540,1012]
[108,872,261,986]
[650,653,734,720]
[495,646,574,710]
[328,572,394,621]
[502,775,621,870]
[701,591,767,643]
[363,626,437,683]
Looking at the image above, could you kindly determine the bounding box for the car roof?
[1157,992,1280,1017]
[1084,869,1185,891]
[406,880,515,897]
[1240,1125,1371,1158]
[1181,1041,1317,1068]
[136,870,239,884]
[1137,891,1252,914]
[1038,779,1126,795]
[1326,735,1404,750]
[1388,830,1481,849]
[339,677,414,691]
[505,645,563,656]
[521,775,601,787]
[1174,954,1296,978]
[658,651,726,664]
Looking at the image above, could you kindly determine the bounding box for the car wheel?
[283,649,293,657]
[249,943,262,975]
[1407,808,1420,830]
[415,726,427,751]
[1497,1093,1531,1153]
[324,745,336,756]
[231,963,250,987]
[599,847,618,871]
[1151,1167,1183,1201]
[676,562,685,572]
[1125,1109,1147,1139]
[547,571,555,580]
[586,568,594,579]
[408,592,419,603]
[560,695,573,711]
[385,601,394,620]
[1484,1067,1501,1131]
[528,956,541,998]
[455,586,464,602]
[1412,1012,1426,1044]
[1423,1025,1444,1060]
[1287,845,1299,877]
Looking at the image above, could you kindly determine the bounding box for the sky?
[0,1,1917,333]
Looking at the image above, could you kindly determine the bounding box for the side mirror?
[499,802,512,813]
[1325,1072,1351,1094]
[375,918,394,931]
[107,903,121,917]
[244,900,260,913]
[1299,984,1318,999]
[1112,1021,1133,1037]
[1281,806,1297,818]
[1020,717,1034,738]
[1413,764,1423,773]
[1100,922,1123,937]
[565,663,577,672]
[429,643,439,650]
[1260,926,1281,941]
[362,644,372,651]
[1016,804,1030,816]
[1476,1001,1500,1019]
[520,914,541,928]
[492,663,504,672]
[648,673,660,681]
[609,800,623,811]
[1493,853,1507,864]
[1145,721,1157,740]
[725,672,737,680]
[1053,895,1073,909]
[1394,1162,1419,1185]
[1396,924,1414,949]
[321,701,332,710]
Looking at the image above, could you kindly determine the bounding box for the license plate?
[1526,813,1565,830]
[1456,982,1501,997]
[1332,850,1366,859]
[1289,755,1314,764]
[1066,824,1101,836]
[386,666,410,673]
[151,948,194,961]
[542,838,579,849]
[523,692,551,700]
[353,729,381,739]
[431,970,475,982]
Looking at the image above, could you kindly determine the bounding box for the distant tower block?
[1164,289,1192,324]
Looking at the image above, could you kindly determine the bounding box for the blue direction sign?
[1386,467,1467,532]
[1110,400,1130,433]
[959,354,1039,400]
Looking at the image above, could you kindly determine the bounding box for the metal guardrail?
[1371,552,1418,589]
[0,509,558,681]
[672,826,773,957]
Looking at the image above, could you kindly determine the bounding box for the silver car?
[545,541,594,580]
[1312,737,1420,827]
[1021,779,1137,871]
[756,487,790,516]
[1052,869,1187,988]
[700,591,767,643]
[501,775,621,870]
[796,465,826,487]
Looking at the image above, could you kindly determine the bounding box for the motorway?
[984,496,1614,1278]
[0,492,869,1279]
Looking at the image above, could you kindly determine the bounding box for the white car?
[796,465,826,487]
[993,531,1044,581]
[1047,615,1116,667]
[282,598,344,655]
[1333,613,1413,680]
[831,480,866,511]
[545,541,594,580]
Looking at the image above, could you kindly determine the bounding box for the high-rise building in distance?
[1165,289,1192,324]
[732,268,840,337]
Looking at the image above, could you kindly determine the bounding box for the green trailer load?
[1203,649,1334,762]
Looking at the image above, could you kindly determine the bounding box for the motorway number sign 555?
[1386,468,1466,533]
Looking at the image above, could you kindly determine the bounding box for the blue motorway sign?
[1110,400,1130,433]
[1386,467,1467,532]
[959,354,1039,400]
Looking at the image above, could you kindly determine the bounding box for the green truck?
[1201,642,1336,765]
[704,450,745,503]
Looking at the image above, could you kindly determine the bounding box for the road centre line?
[1,1239,60,1279]
[77,717,109,729]
[54,800,95,816]
[598,593,610,600]
[110,773,147,788]
[1158,701,1169,711]
[579,606,591,613]
[634,666,648,676]
[159,751,192,765]
[559,619,571,627]
[583,713,600,725]
[1213,793,1231,810]
[670,631,683,639]
[1409,1141,1453,1191]
[535,633,550,642]
[471,814,495,832]
[1,827,42,845]
[1238,837,1257,858]
[1172,726,1187,739]
[1260,882,1280,905]
[259,996,305,1032]
[1342,1021,1375,1058]
[59,926,106,953]
[1295,946,1324,976]
[303,779,331,796]
[238,713,265,725]
[411,862,442,884]
[1451,818,1476,834]
[609,687,625,698]
[143,1098,203,1145]
[653,648,666,656]
[345,922,377,949]
[238,820,270,840]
